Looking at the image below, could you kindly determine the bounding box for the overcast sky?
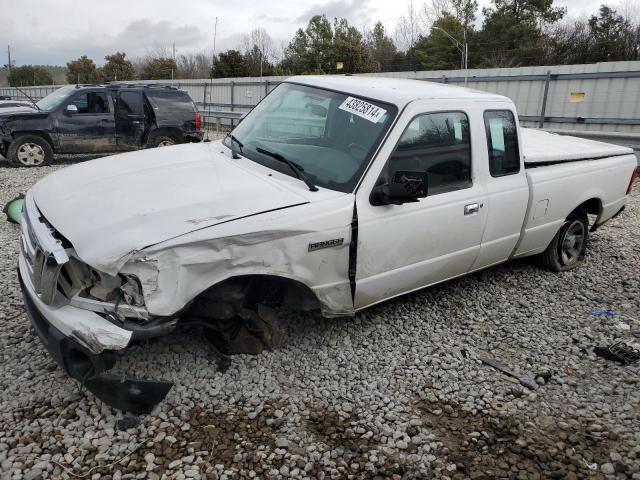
[1,0,620,66]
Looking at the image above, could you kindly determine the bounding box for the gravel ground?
[1,158,639,480]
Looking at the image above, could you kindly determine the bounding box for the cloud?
[5,19,208,66]
[294,0,375,23]
[255,14,291,23]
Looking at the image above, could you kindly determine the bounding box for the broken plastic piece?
[480,356,539,390]
[116,413,141,430]
[594,342,640,365]
[3,195,24,224]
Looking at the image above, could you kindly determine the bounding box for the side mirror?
[370,171,428,206]
[65,104,78,114]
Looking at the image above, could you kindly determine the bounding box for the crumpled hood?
[33,142,309,275]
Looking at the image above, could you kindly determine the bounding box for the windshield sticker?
[339,97,387,123]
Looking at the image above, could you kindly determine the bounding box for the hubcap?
[158,139,174,147]
[17,143,45,166]
[560,220,585,266]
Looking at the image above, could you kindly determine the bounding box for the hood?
[32,142,310,274]
[0,107,45,119]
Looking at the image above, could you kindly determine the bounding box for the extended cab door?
[354,100,489,309]
[114,89,145,150]
[55,89,116,153]
[470,107,529,269]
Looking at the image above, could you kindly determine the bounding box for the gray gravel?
[1,159,639,480]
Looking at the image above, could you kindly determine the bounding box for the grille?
[20,193,69,305]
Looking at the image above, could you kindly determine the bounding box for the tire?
[7,135,53,167]
[536,208,589,272]
[148,133,177,148]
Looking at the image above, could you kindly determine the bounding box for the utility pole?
[172,42,176,61]
[212,17,218,68]
[463,28,468,86]
[7,45,11,76]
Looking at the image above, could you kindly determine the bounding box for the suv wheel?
[8,135,53,167]
[149,134,177,148]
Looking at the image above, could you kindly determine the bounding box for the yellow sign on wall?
[336,61,344,70]
[570,92,586,102]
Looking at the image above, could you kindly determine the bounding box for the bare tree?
[419,0,453,28]
[395,1,424,51]
[241,28,276,76]
[177,52,212,79]
[618,0,640,25]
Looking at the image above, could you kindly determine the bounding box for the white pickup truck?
[18,76,637,412]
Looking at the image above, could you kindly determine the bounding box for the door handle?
[464,203,480,215]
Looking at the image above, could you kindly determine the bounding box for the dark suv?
[0,84,203,167]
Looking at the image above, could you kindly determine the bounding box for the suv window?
[70,91,109,114]
[146,90,195,112]
[118,91,143,115]
[484,110,520,177]
[386,111,472,195]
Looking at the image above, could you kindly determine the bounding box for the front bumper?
[19,255,173,414]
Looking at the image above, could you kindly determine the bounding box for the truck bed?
[521,128,633,165]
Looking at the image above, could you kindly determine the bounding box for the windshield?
[225,83,397,193]
[36,86,76,111]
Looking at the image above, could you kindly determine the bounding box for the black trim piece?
[524,152,632,168]
[348,203,358,301]
[520,115,640,126]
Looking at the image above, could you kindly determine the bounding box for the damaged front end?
[18,192,174,414]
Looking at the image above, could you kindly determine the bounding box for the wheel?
[536,208,589,272]
[148,134,177,148]
[7,135,53,167]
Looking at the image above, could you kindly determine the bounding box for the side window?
[70,92,109,114]
[118,91,143,115]
[386,111,472,195]
[484,110,520,177]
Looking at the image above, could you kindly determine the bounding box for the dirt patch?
[305,406,421,478]
[417,399,624,479]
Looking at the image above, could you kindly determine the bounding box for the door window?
[117,91,143,115]
[69,92,109,114]
[484,110,520,177]
[385,111,472,195]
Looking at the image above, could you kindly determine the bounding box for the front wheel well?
[186,275,320,317]
[11,131,55,150]
[180,275,320,355]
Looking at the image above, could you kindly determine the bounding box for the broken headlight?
[87,269,145,308]
[119,274,145,307]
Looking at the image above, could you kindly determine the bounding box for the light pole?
[431,26,468,86]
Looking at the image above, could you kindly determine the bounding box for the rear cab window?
[484,110,520,177]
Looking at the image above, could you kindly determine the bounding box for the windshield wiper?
[256,147,318,192]
[226,134,243,159]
